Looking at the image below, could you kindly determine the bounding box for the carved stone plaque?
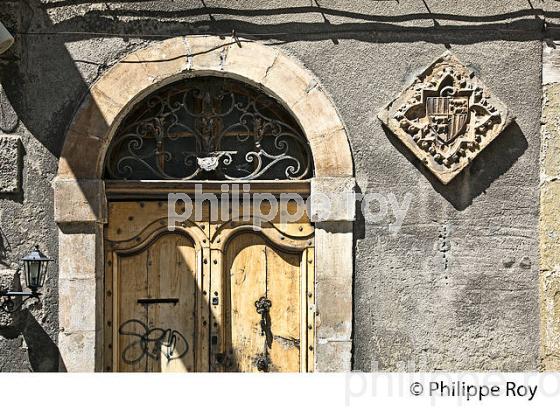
[378,52,513,184]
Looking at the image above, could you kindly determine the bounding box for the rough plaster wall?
[350,41,541,371]
[0,1,61,371]
[0,0,547,371]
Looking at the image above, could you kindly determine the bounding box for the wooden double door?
[104,200,314,372]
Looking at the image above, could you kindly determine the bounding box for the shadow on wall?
[23,312,67,372]
[383,121,528,211]
[0,0,553,157]
[0,269,66,371]
[0,310,67,372]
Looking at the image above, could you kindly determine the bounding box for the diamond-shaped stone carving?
[378,52,513,184]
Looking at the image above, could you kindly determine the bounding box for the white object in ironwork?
[0,22,14,55]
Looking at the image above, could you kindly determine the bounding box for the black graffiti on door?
[118,319,189,365]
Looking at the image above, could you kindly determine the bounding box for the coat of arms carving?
[378,52,513,184]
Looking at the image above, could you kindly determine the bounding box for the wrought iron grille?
[104,77,313,181]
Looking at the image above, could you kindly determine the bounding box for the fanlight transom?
[104,77,313,181]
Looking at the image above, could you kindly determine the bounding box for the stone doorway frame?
[54,36,355,372]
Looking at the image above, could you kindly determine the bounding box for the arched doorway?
[54,36,354,372]
[104,76,315,372]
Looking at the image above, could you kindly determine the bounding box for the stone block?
[58,278,97,332]
[292,86,345,139]
[224,40,280,86]
[0,134,21,193]
[315,341,352,372]
[53,178,107,224]
[540,181,560,273]
[58,331,97,372]
[58,230,99,280]
[316,276,353,341]
[262,52,315,109]
[308,128,354,177]
[314,222,353,343]
[540,270,560,370]
[310,177,356,222]
[133,36,189,83]
[58,130,105,180]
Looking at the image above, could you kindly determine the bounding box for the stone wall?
[540,31,560,371]
[0,0,553,371]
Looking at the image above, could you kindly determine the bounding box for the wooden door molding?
[209,220,314,252]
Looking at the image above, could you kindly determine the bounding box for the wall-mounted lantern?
[0,21,14,55]
[0,246,53,313]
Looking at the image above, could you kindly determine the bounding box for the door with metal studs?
[104,201,315,372]
[102,75,315,372]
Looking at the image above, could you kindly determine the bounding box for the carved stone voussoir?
[378,52,513,184]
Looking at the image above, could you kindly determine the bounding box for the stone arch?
[57,36,352,180]
[54,36,355,372]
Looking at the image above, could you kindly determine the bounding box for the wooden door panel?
[146,234,197,372]
[225,234,267,371]
[223,232,303,372]
[115,233,197,372]
[267,248,301,372]
[117,251,149,372]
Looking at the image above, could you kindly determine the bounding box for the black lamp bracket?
[0,269,41,313]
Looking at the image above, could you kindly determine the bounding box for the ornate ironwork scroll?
[104,77,313,181]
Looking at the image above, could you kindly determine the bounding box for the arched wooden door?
[102,75,315,372]
[104,200,314,372]
[209,216,315,372]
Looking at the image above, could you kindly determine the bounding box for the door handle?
[254,296,272,372]
[255,296,272,337]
